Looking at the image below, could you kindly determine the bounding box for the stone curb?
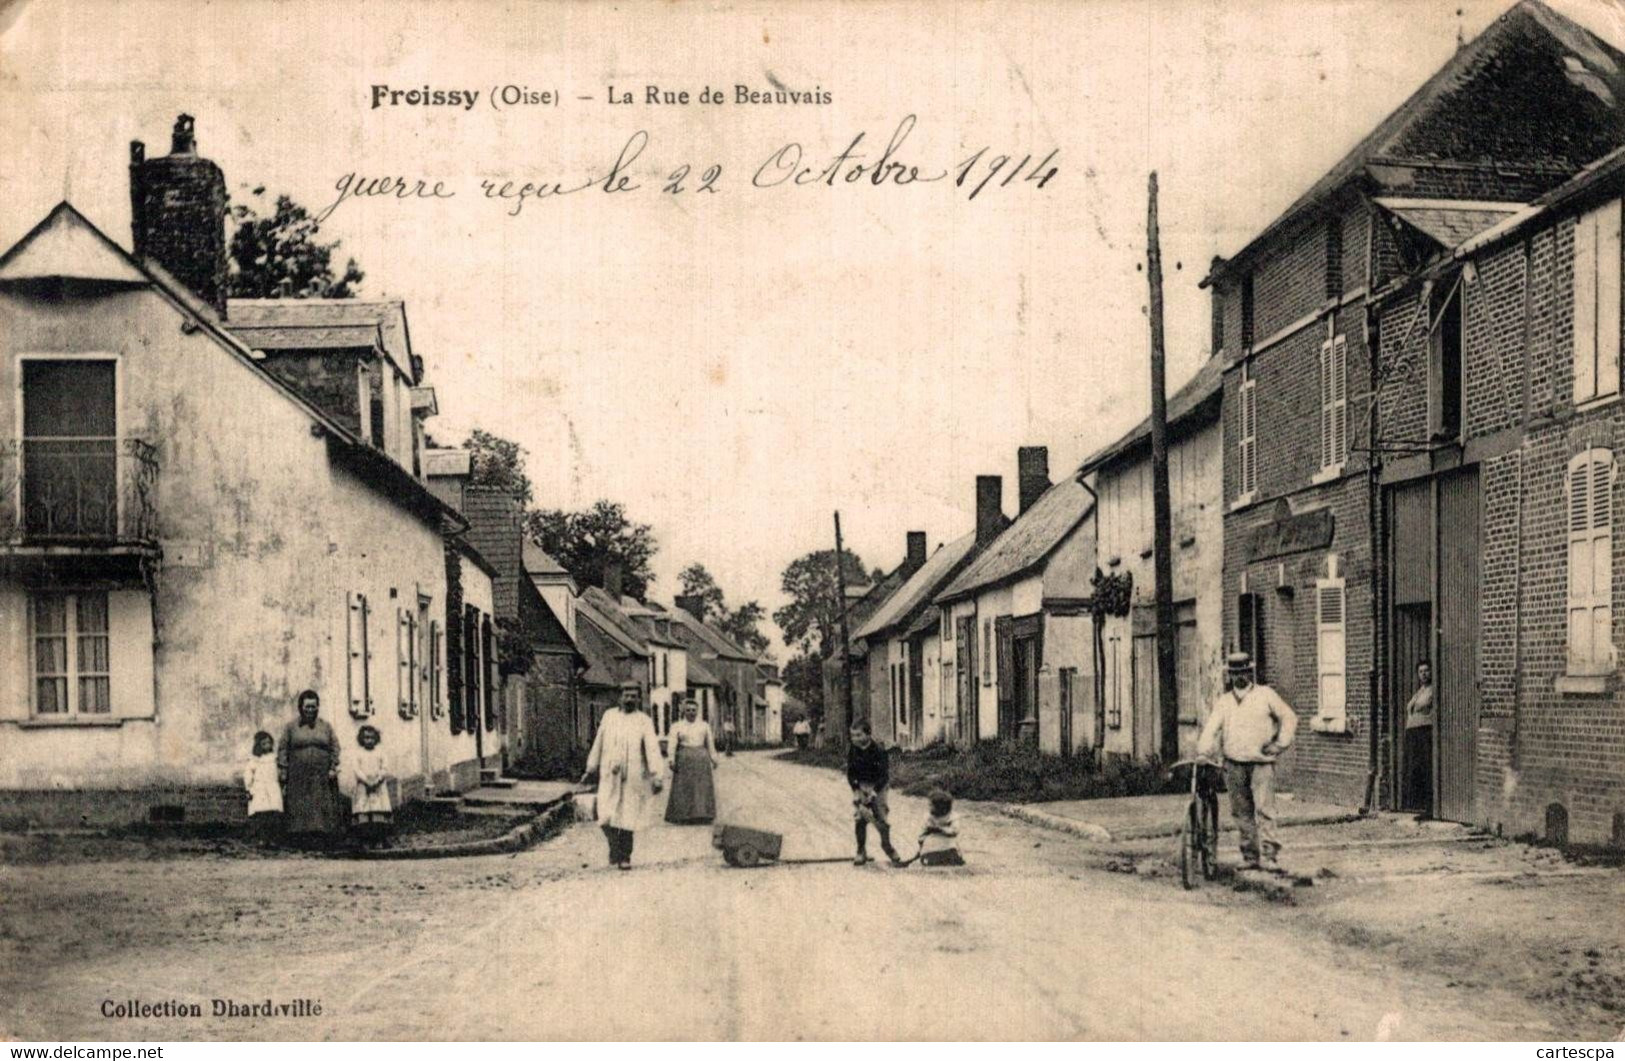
[993,802,1361,843]
[340,796,575,861]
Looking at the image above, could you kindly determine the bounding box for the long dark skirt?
[284,747,343,837]
[664,746,717,823]
[1403,725,1433,815]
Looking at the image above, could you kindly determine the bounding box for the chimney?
[129,114,229,318]
[675,594,707,621]
[904,531,928,576]
[1018,446,1050,515]
[976,476,1005,547]
[603,560,624,601]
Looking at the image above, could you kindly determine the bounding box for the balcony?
[0,438,159,547]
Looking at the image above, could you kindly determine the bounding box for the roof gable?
[937,478,1095,602]
[853,532,977,641]
[0,203,149,284]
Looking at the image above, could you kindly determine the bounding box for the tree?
[782,651,826,727]
[677,563,726,620]
[717,601,769,655]
[466,428,533,506]
[773,548,870,657]
[227,186,364,299]
[527,501,658,600]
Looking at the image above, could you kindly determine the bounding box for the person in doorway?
[793,716,812,750]
[664,698,720,824]
[1403,660,1434,816]
[1196,652,1298,874]
[580,681,666,870]
[722,715,737,757]
[847,720,902,866]
[277,689,343,846]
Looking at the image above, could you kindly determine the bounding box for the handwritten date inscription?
[317,116,1057,221]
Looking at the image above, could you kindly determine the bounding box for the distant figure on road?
[581,682,666,870]
[1196,653,1298,874]
[793,717,812,750]
[1403,660,1434,816]
[722,716,737,757]
[847,720,902,866]
[665,698,720,824]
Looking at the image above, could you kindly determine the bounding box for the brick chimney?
[129,114,229,318]
[603,560,624,601]
[675,594,707,621]
[904,531,928,576]
[976,476,1005,547]
[1018,446,1050,515]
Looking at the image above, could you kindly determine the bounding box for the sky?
[4,0,1623,655]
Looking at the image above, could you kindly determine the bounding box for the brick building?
[1205,0,1625,807]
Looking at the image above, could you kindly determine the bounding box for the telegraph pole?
[1147,172,1180,764]
[833,511,858,745]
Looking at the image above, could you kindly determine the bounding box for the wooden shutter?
[398,608,412,718]
[1575,202,1623,403]
[429,619,443,719]
[347,592,371,718]
[1601,202,1622,400]
[1315,580,1346,725]
[1568,449,1616,673]
[1320,338,1335,469]
[1332,335,1348,465]
[1239,366,1257,496]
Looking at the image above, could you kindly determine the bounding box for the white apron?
[585,708,665,831]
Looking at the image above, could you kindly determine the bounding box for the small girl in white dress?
[350,724,394,845]
[242,730,284,846]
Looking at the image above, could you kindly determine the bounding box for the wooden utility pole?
[833,511,858,743]
[1147,172,1180,765]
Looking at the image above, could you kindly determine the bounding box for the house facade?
[0,117,501,825]
[936,454,1098,755]
[1078,355,1224,762]
[1206,0,1625,806]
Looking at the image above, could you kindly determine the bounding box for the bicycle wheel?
[1200,795,1221,880]
[1179,801,1200,889]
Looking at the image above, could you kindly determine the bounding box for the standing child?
[242,730,284,846]
[350,724,394,846]
[847,720,901,866]
[915,788,965,867]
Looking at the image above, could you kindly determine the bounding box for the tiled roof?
[576,594,647,656]
[937,477,1095,603]
[228,298,416,381]
[853,532,977,641]
[687,656,721,686]
[228,323,379,351]
[1075,354,1225,478]
[522,540,570,577]
[669,609,754,661]
[574,613,633,687]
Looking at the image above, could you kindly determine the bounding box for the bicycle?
[1170,758,1224,889]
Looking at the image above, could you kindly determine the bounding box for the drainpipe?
[1362,302,1384,817]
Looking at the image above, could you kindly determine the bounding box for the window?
[1567,448,1616,675]
[1325,218,1343,301]
[463,605,481,733]
[1238,360,1258,498]
[346,592,372,718]
[940,607,950,642]
[1432,282,1463,441]
[1320,333,1348,470]
[1241,274,1255,349]
[483,617,497,730]
[21,359,118,540]
[1211,293,1225,355]
[428,619,443,719]
[1315,565,1346,729]
[661,650,669,688]
[1573,199,1622,405]
[31,592,110,716]
[982,620,992,685]
[1237,592,1267,685]
[397,607,419,719]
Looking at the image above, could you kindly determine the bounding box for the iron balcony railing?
[0,438,159,544]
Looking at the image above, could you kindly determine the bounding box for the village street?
[2,751,1599,1042]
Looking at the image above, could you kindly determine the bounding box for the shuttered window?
[1320,334,1348,471]
[428,620,443,719]
[1573,200,1622,405]
[1315,578,1346,726]
[397,608,419,719]
[1567,448,1616,675]
[1239,361,1258,498]
[347,592,372,718]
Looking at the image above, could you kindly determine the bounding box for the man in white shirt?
[1196,652,1299,873]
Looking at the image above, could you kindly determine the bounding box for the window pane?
[76,593,108,634]
[36,677,67,714]
[35,635,66,676]
[78,676,111,714]
[33,595,66,634]
[78,634,109,675]
[22,360,116,437]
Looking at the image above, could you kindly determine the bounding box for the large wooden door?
[1132,633,1159,760]
[956,617,976,744]
[1437,469,1481,823]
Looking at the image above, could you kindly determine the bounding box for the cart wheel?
[1200,796,1221,880]
[723,850,740,867]
[1179,802,1200,890]
[734,844,761,868]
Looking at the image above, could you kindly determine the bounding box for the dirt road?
[0,752,1578,1040]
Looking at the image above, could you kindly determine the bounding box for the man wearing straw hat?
[1196,652,1298,873]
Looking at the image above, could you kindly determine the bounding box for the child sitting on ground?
[916,788,965,866]
[350,724,394,846]
[242,730,284,846]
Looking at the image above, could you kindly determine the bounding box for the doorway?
[1436,468,1481,822]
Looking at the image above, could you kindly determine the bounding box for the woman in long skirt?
[277,689,343,845]
[664,698,720,824]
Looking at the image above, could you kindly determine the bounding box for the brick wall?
[461,487,522,620]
